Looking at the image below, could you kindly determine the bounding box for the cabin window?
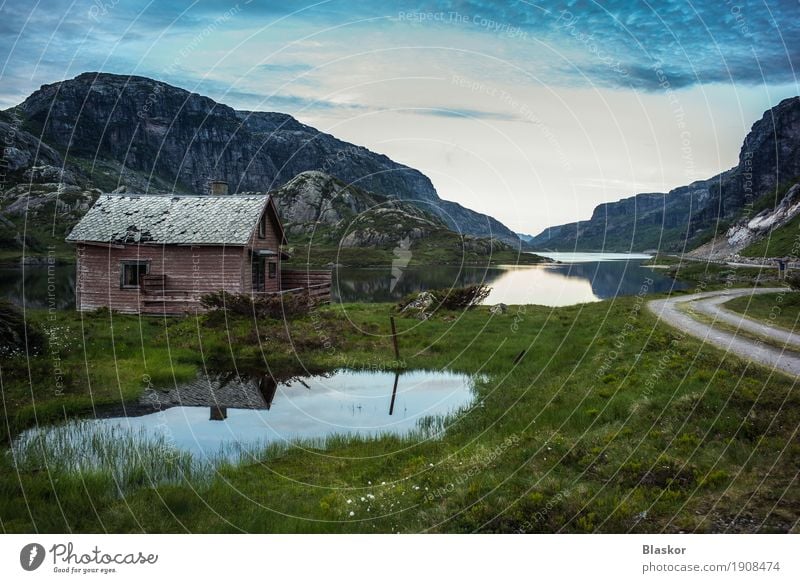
[258,215,266,239]
[268,261,277,279]
[120,261,148,289]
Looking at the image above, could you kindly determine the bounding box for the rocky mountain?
[530,97,800,254]
[688,182,800,260]
[269,171,446,246]
[264,170,543,266]
[8,72,520,244]
[0,111,538,266]
[0,113,97,261]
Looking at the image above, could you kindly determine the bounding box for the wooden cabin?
[66,187,331,314]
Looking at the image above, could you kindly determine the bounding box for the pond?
[14,369,477,462]
[1,253,682,309]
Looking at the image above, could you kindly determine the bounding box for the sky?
[1,0,799,235]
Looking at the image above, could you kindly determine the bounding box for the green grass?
[725,291,800,331]
[644,255,779,288]
[740,214,800,258]
[1,298,798,533]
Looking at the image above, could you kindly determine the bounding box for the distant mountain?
[516,232,535,243]
[270,171,446,242]
[267,171,546,267]
[529,97,800,254]
[8,72,520,245]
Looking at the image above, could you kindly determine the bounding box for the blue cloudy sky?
[2,0,799,233]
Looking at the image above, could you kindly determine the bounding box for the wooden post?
[389,316,400,359]
[513,350,526,365]
[389,372,400,415]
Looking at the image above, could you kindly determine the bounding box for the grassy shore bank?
[1,295,798,533]
[644,255,780,287]
[725,291,800,331]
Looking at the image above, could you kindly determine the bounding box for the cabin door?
[252,257,265,291]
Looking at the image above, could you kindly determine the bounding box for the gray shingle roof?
[66,194,270,245]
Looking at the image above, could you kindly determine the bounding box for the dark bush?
[397,284,491,315]
[786,271,800,291]
[436,284,492,309]
[0,299,44,358]
[200,290,314,319]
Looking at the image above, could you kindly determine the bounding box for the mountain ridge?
[266,170,545,267]
[10,72,521,245]
[529,96,800,254]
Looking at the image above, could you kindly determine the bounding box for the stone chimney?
[209,180,229,196]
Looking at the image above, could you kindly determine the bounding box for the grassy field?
[645,255,779,287]
[725,291,800,331]
[1,294,798,533]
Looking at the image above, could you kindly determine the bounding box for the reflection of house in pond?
[141,374,279,421]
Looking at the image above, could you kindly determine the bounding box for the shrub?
[200,290,314,319]
[0,299,44,358]
[786,271,800,291]
[397,284,491,315]
[436,284,492,309]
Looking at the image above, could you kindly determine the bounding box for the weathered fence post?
[389,316,400,359]
[389,372,400,415]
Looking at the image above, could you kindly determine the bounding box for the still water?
[16,369,477,461]
[0,264,75,309]
[334,253,682,306]
[1,253,682,308]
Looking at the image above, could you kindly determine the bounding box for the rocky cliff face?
[11,72,520,244]
[0,115,98,256]
[260,170,532,267]
[267,170,447,248]
[688,183,800,260]
[530,97,800,252]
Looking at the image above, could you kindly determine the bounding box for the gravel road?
[647,287,800,378]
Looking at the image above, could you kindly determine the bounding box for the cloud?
[0,0,797,110]
[401,107,528,122]
[437,0,800,90]
[259,63,314,73]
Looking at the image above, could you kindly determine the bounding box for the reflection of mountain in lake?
[334,260,682,304]
[548,261,682,299]
[1,257,683,308]
[0,266,75,309]
[333,266,506,302]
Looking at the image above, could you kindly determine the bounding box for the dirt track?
[647,287,800,378]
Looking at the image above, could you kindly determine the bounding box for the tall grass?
[8,389,476,494]
[9,422,214,494]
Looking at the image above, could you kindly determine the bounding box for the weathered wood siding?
[281,269,332,303]
[280,269,332,291]
[244,210,282,293]
[70,198,318,314]
[75,243,246,313]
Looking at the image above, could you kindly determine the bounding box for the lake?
[0,253,682,309]
[334,252,682,306]
[13,369,477,462]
